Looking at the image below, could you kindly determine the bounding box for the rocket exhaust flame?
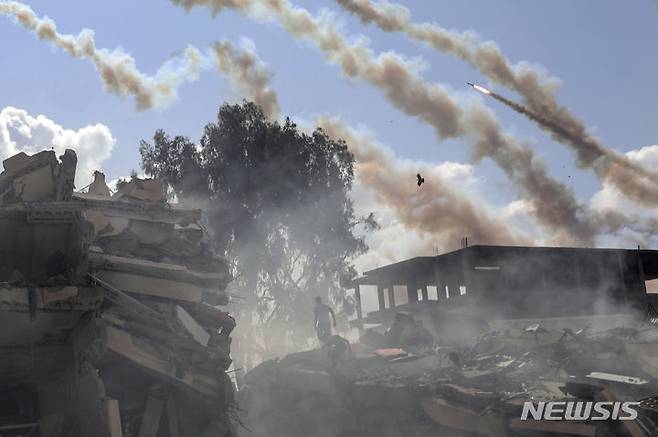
[473,85,490,95]
[467,82,490,95]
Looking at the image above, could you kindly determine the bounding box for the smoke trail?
[482,88,658,205]
[0,1,213,110]
[334,0,556,100]
[465,104,599,246]
[0,1,284,116]
[205,34,530,248]
[169,0,600,245]
[334,0,658,206]
[213,39,280,119]
[317,117,532,248]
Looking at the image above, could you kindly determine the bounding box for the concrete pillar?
[377,284,385,311]
[354,284,363,321]
[407,280,418,303]
[638,251,647,293]
[388,284,396,308]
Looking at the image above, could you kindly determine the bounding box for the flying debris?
[417,173,425,186]
[467,82,491,95]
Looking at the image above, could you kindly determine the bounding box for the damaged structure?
[237,246,658,436]
[350,245,658,324]
[6,148,658,437]
[0,150,237,437]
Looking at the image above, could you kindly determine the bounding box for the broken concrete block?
[138,396,164,437]
[130,220,174,245]
[509,418,595,436]
[421,397,507,437]
[105,326,220,398]
[55,149,77,201]
[165,395,181,437]
[13,164,56,202]
[3,151,34,172]
[115,177,165,202]
[88,171,112,197]
[352,381,416,411]
[0,150,77,204]
[278,368,336,396]
[105,399,124,437]
[175,305,210,347]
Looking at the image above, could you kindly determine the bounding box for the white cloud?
[589,145,658,248]
[590,145,658,221]
[627,145,658,169]
[0,106,115,187]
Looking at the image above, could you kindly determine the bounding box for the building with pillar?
[348,245,658,331]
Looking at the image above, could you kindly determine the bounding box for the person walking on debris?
[314,296,336,342]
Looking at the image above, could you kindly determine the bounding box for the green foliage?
[140,101,372,360]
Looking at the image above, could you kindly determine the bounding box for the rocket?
[466,82,491,95]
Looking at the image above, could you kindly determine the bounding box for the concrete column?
[433,262,442,301]
[388,284,396,308]
[354,284,363,321]
[377,284,385,311]
[421,285,429,301]
[638,251,647,293]
[407,280,418,303]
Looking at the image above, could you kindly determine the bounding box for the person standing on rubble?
[314,296,336,342]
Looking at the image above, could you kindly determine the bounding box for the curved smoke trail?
[202,30,533,248]
[476,85,658,206]
[0,0,529,248]
[213,39,280,118]
[0,1,214,110]
[334,0,658,206]
[316,117,533,249]
[169,0,599,246]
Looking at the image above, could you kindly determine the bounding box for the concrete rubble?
[238,312,658,436]
[5,148,658,437]
[0,150,237,437]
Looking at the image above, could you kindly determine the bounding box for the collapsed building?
[238,246,658,436]
[0,150,237,437]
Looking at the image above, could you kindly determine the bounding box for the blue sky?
[1,0,658,263]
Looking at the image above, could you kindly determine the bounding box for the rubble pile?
[238,314,658,436]
[0,150,237,437]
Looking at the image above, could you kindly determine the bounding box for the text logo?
[521,401,640,421]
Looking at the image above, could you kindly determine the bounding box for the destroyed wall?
[82,173,237,436]
[0,150,89,283]
[0,150,238,437]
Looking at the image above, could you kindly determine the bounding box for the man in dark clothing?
[314,296,336,342]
